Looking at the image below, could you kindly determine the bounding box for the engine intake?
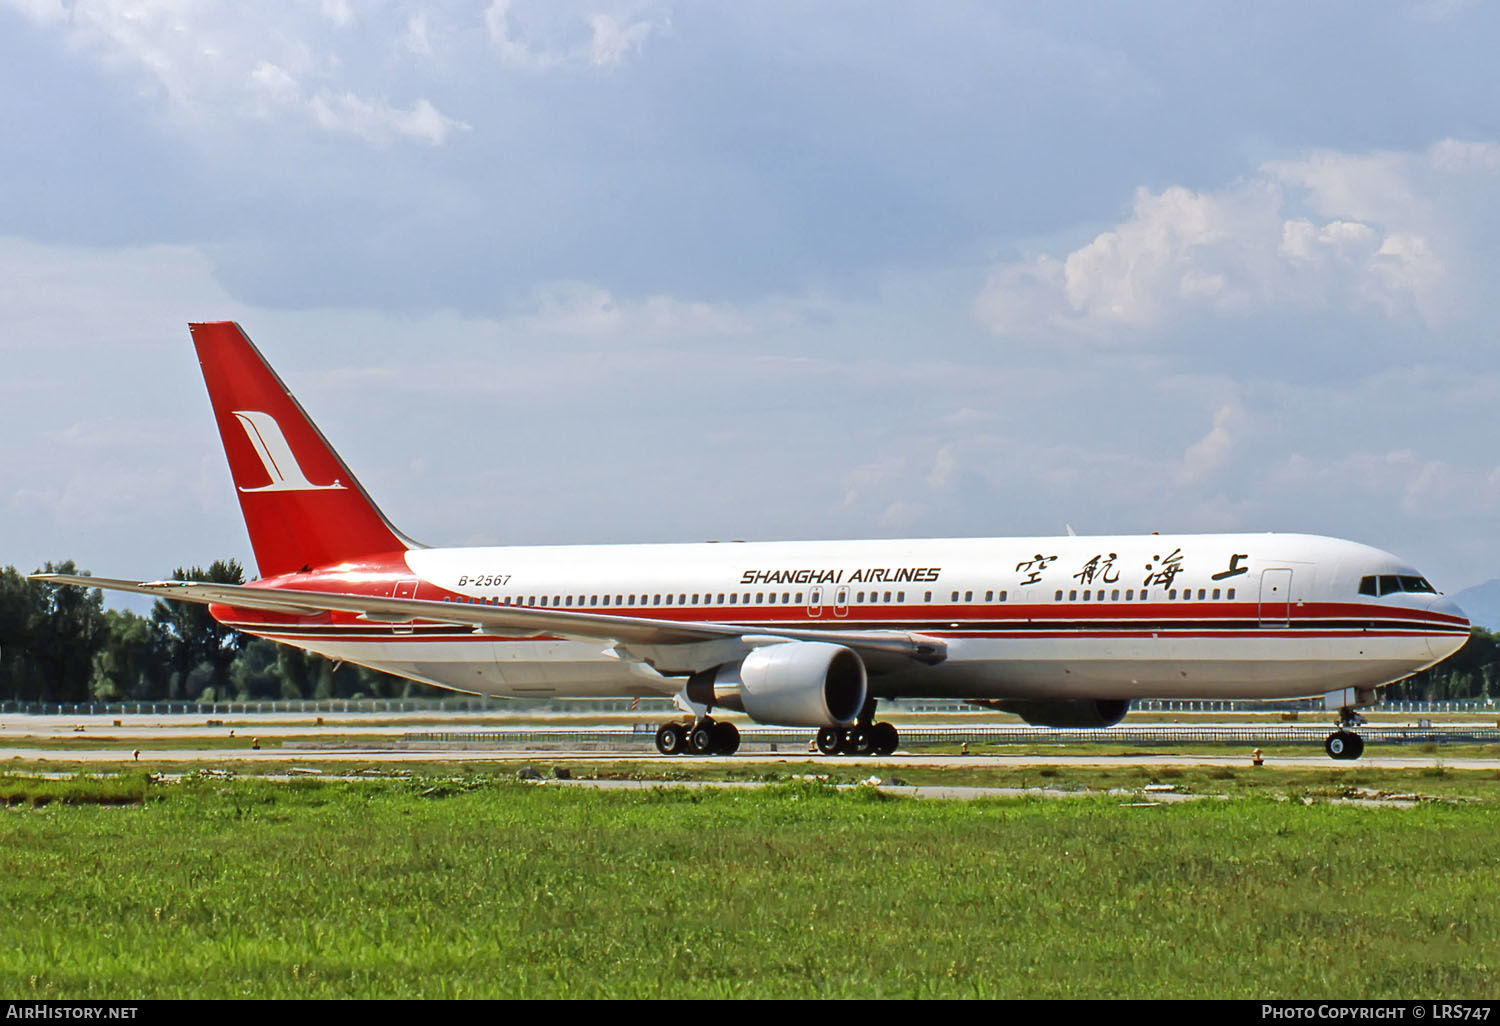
[976,698,1131,728]
[687,642,867,728]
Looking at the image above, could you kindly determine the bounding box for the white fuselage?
[238,532,1470,704]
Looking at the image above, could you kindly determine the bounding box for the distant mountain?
[1452,579,1500,632]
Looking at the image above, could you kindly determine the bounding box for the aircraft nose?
[1427,596,1470,661]
[1429,595,1469,624]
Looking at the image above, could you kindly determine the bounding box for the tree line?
[1,558,1496,704]
[0,560,414,703]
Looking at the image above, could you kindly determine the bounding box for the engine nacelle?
[687,642,868,728]
[979,698,1131,728]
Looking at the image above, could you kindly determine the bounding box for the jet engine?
[977,698,1131,728]
[686,642,867,728]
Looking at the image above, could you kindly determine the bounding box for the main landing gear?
[654,717,741,756]
[815,721,899,756]
[815,699,900,756]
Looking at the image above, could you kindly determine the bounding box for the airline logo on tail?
[232,410,346,493]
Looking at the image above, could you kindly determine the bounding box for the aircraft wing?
[30,574,947,672]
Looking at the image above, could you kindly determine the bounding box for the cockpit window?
[1360,574,1437,597]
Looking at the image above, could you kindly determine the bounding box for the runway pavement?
[3,711,1498,771]
[5,745,1500,771]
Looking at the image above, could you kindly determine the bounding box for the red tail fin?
[190,321,419,578]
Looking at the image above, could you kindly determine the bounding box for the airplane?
[34,322,1471,761]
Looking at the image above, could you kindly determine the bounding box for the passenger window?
[1111,589,1120,601]
[924,591,932,602]
[985,590,993,602]
[999,591,1007,602]
[1070,590,1078,601]
[897,591,905,602]
[1197,589,1205,600]
[1211,588,1220,600]
[756,592,764,603]
[795,592,803,604]
[951,591,960,602]
[884,591,892,603]
[783,593,790,604]
[1168,590,1177,600]
[1054,590,1063,601]
[964,590,973,602]
[653,595,661,606]
[1227,588,1235,600]
[1125,589,1134,600]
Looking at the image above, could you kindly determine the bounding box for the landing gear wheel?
[1325,730,1364,760]
[870,722,899,756]
[689,722,717,755]
[815,727,842,755]
[841,727,873,756]
[655,722,686,756]
[711,721,740,756]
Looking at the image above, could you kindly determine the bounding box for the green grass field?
[2,772,1497,999]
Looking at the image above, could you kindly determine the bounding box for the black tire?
[689,722,716,755]
[1326,731,1356,760]
[1345,732,1365,760]
[842,728,873,756]
[815,726,841,755]
[870,722,899,756]
[712,721,741,756]
[655,722,686,756]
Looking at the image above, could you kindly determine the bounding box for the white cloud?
[483,0,664,72]
[2,0,468,146]
[975,140,1497,342]
[1177,403,1244,485]
[402,12,433,57]
[586,11,655,67]
[514,282,751,338]
[320,0,353,29]
[307,92,469,147]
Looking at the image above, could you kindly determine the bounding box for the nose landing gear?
[1324,729,1365,760]
[1324,700,1370,761]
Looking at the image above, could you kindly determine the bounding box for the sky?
[2,0,1499,602]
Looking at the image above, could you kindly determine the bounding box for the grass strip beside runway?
[2,774,1496,999]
